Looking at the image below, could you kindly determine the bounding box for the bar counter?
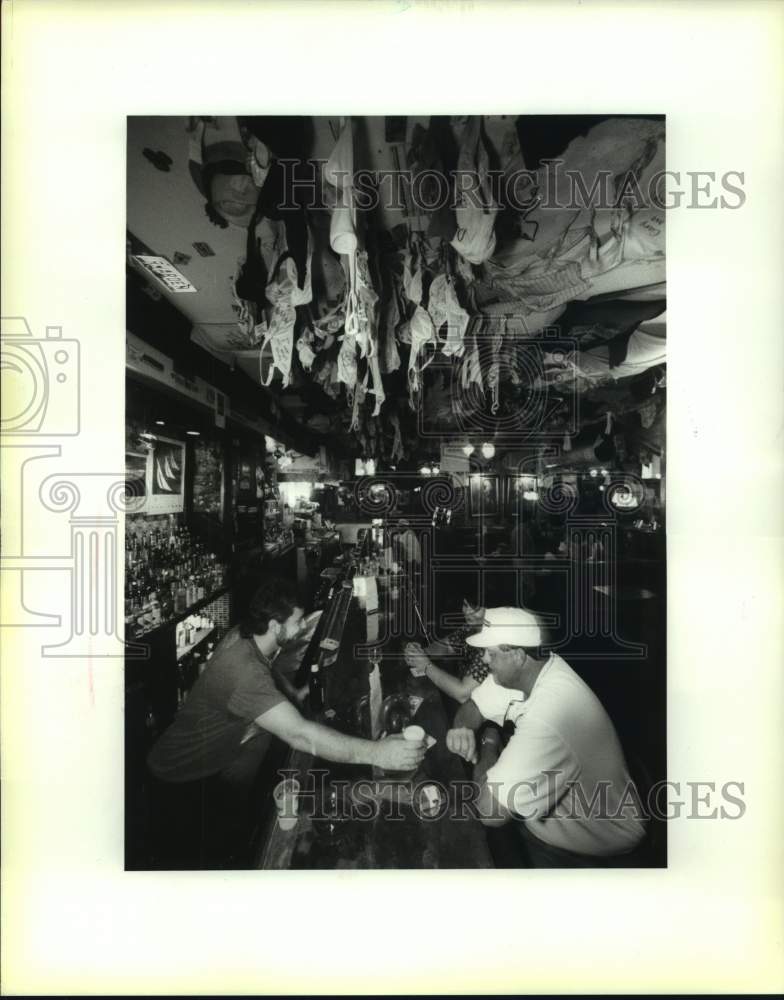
[255,574,493,869]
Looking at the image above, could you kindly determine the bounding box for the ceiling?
[125,114,522,448]
[126,114,518,328]
[126,115,666,467]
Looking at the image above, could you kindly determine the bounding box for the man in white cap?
[446,607,647,866]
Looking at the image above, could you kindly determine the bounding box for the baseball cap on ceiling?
[465,607,543,649]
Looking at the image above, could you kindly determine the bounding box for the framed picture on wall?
[505,474,538,516]
[469,474,499,518]
[141,435,186,514]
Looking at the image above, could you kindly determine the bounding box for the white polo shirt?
[475,655,646,857]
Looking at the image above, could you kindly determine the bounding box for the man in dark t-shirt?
[147,578,424,869]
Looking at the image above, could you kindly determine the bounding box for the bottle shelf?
[128,586,228,640]
[176,625,216,662]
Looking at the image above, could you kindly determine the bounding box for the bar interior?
[125,115,666,870]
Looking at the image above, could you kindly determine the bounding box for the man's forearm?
[424,660,473,702]
[273,669,300,704]
[474,742,499,786]
[476,781,511,827]
[454,698,483,731]
[291,720,379,766]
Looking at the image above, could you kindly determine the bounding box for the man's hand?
[295,684,310,705]
[446,726,478,764]
[404,642,430,677]
[373,733,426,771]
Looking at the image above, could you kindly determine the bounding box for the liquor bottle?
[175,578,187,615]
[308,662,324,713]
[368,649,382,741]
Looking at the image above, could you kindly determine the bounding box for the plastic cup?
[272,778,300,831]
[418,783,443,818]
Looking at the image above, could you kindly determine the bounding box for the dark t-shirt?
[147,626,286,783]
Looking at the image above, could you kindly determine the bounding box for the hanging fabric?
[450,116,499,266]
[486,316,506,414]
[427,273,470,358]
[330,186,358,256]
[460,316,484,397]
[379,278,402,374]
[402,249,424,306]
[352,250,385,415]
[337,328,358,389]
[231,264,255,340]
[256,233,309,387]
[388,410,405,463]
[296,325,317,370]
[353,250,378,358]
[350,371,368,431]
[407,304,437,403]
[288,225,314,307]
[258,300,296,387]
[326,119,358,256]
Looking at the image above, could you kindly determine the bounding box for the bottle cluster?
[125,520,227,637]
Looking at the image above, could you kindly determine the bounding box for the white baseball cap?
[465,607,543,649]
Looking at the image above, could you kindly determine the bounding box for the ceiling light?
[481,442,495,459]
[186,430,200,436]
[462,443,475,457]
[155,420,165,426]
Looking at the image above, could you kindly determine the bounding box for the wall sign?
[130,254,197,294]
